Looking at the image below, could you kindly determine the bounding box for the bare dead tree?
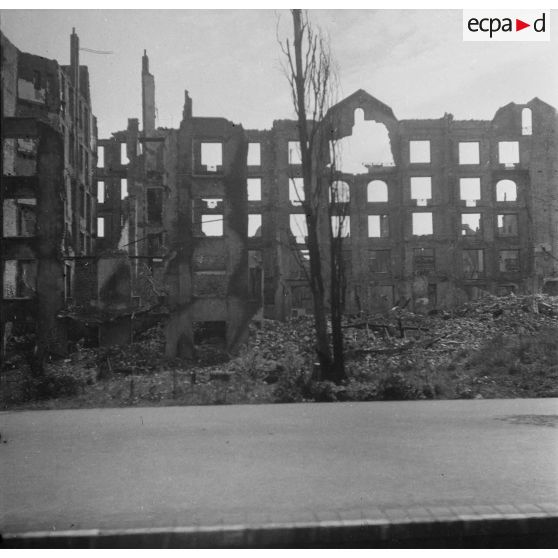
[279,9,346,383]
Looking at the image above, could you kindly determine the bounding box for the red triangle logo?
[516,19,530,31]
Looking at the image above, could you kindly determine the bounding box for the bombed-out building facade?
[1,29,98,359]
[2,36,558,358]
[97,55,558,350]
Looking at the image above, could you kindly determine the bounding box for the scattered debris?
[2,294,557,408]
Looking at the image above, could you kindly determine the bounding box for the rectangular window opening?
[331,216,350,238]
[414,248,435,273]
[247,178,261,201]
[3,199,37,237]
[459,142,480,165]
[461,213,482,236]
[3,260,37,298]
[97,146,104,168]
[201,214,223,237]
[412,212,433,236]
[369,250,391,273]
[409,140,431,164]
[121,178,128,199]
[201,142,223,172]
[120,142,128,165]
[290,214,308,244]
[499,250,520,272]
[459,177,481,205]
[410,177,432,205]
[288,141,302,165]
[247,143,261,166]
[368,215,389,238]
[97,217,105,238]
[289,177,305,205]
[498,141,520,166]
[248,214,262,237]
[97,181,105,203]
[497,214,519,236]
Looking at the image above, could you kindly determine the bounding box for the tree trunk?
[292,9,334,378]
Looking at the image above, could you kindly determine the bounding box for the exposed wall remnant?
[1,29,97,360]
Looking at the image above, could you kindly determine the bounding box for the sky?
[1,9,557,139]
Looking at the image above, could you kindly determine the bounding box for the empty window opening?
[248,214,262,237]
[409,140,431,164]
[333,108,394,174]
[6,138,39,176]
[247,143,261,166]
[201,142,223,172]
[120,143,128,165]
[247,178,261,201]
[410,177,432,205]
[3,260,37,298]
[97,181,105,203]
[459,142,480,165]
[522,108,532,135]
[497,214,519,236]
[290,214,308,244]
[369,250,391,273]
[288,141,302,165]
[499,250,520,272]
[194,321,227,345]
[147,188,163,224]
[97,146,104,168]
[412,212,433,236]
[97,217,105,238]
[462,249,484,279]
[414,248,435,273]
[367,180,388,202]
[201,214,223,237]
[330,181,350,204]
[3,199,36,237]
[291,248,310,281]
[368,214,389,238]
[289,177,305,205]
[498,141,519,166]
[121,178,128,199]
[202,198,223,209]
[460,178,481,206]
[331,216,350,238]
[496,179,517,202]
[461,213,482,236]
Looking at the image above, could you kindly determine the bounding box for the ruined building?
[101,55,558,343]
[1,29,97,358]
[3,38,557,359]
[97,52,255,357]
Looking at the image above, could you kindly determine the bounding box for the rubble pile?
[4,294,557,408]
[63,323,168,377]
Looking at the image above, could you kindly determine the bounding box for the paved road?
[1,399,557,534]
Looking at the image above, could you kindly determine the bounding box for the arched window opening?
[367,180,388,202]
[496,179,517,202]
[330,180,350,203]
